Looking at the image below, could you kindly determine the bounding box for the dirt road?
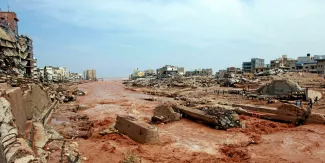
[74,81,325,163]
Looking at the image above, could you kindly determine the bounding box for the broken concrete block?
[277,104,306,116]
[115,115,160,144]
[307,90,322,102]
[152,104,182,123]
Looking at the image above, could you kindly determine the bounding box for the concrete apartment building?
[84,69,97,80]
[270,55,297,71]
[296,54,317,73]
[242,62,252,73]
[314,55,325,74]
[242,58,264,73]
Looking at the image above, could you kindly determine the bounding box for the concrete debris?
[257,80,304,96]
[72,89,85,96]
[51,104,93,139]
[63,142,83,163]
[124,76,219,88]
[99,123,118,136]
[151,104,182,124]
[115,115,160,144]
[172,105,243,130]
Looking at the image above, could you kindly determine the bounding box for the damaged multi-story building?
[270,55,297,71]
[0,11,36,78]
[156,65,185,78]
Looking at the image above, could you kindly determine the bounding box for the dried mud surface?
[69,81,325,163]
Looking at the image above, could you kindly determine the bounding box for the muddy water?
[74,81,325,163]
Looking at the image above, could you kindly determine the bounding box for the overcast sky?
[1,0,325,77]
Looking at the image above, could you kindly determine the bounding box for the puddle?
[51,117,70,125]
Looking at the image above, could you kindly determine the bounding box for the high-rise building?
[83,69,97,80]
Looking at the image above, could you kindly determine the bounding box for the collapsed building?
[185,68,213,77]
[156,65,185,78]
[0,12,36,78]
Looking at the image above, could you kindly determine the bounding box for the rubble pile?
[51,104,93,139]
[197,106,243,130]
[48,84,77,103]
[152,103,243,130]
[124,76,219,88]
[151,104,182,124]
[218,77,260,88]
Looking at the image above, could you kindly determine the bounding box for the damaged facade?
[0,12,36,78]
[156,65,185,78]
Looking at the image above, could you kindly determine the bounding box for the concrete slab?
[5,87,27,135]
[115,115,160,144]
[33,122,49,156]
[232,104,278,114]
[176,105,216,125]
[23,84,51,120]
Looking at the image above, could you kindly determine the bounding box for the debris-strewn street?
[51,80,325,163]
[3,2,325,162]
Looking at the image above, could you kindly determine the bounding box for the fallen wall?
[0,97,35,163]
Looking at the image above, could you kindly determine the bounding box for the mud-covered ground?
[65,81,325,162]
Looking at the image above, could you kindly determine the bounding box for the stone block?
[115,115,160,144]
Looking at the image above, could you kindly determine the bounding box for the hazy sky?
[1,0,325,77]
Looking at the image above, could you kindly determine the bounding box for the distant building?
[314,55,325,74]
[296,53,317,73]
[84,69,97,80]
[185,68,213,77]
[144,69,156,76]
[242,58,264,73]
[215,70,227,78]
[32,58,38,80]
[242,62,252,73]
[251,58,265,70]
[226,67,242,74]
[270,55,297,71]
[44,66,53,82]
[177,67,186,76]
[156,65,179,78]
